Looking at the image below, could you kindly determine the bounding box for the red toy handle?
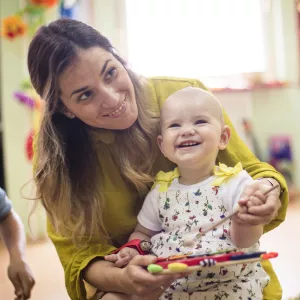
[111,239,151,255]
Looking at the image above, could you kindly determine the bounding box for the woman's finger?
[246,196,264,208]
[126,255,182,292]
[253,190,267,202]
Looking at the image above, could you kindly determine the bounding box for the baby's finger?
[115,256,131,268]
[253,190,267,202]
[235,203,247,216]
[246,196,263,208]
[104,254,118,262]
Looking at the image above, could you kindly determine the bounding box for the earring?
[66,113,75,119]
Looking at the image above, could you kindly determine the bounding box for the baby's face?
[158,88,227,168]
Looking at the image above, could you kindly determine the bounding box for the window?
[125,0,266,88]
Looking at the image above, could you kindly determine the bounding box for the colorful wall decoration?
[1,0,59,40]
[1,0,79,161]
[14,81,44,161]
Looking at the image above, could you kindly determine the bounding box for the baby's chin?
[176,159,203,170]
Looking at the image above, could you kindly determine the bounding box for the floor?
[1,200,300,300]
[0,240,69,300]
[260,199,300,300]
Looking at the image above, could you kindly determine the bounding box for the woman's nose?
[99,86,120,109]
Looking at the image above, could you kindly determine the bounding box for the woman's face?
[59,47,138,129]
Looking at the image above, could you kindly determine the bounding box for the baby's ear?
[157,135,166,156]
[219,125,231,150]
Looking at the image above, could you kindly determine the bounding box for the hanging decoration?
[0,0,59,40]
[30,0,58,7]
[60,0,79,18]
[2,0,79,160]
[14,80,44,161]
[1,16,27,40]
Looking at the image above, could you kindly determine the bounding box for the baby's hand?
[235,182,272,226]
[8,259,35,299]
[241,189,267,209]
[105,247,139,268]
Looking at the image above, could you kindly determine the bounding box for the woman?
[28,19,287,300]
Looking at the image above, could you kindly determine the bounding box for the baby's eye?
[79,90,93,101]
[169,123,180,128]
[195,119,207,125]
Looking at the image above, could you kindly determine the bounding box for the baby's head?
[158,87,230,168]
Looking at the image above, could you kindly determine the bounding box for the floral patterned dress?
[137,167,270,300]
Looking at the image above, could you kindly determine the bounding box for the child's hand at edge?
[8,258,35,300]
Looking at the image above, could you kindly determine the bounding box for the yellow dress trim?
[153,162,243,192]
[153,167,181,192]
[212,162,243,187]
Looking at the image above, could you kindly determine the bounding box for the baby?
[105,87,270,299]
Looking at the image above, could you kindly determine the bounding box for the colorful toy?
[147,250,278,275]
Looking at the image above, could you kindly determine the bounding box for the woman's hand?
[237,179,281,226]
[120,255,185,299]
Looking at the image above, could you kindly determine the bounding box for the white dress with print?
[138,171,270,300]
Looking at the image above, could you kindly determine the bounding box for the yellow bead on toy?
[168,263,188,272]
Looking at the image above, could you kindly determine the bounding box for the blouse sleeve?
[0,188,12,222]
[47,220,116,300]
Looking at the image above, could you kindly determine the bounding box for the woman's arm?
[48,220,182,300]
[47,220,117,300]
[218,110,288,233]
[182,78,287,233]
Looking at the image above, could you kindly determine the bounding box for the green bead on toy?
[147,264,163,273]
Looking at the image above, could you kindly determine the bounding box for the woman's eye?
[79,90,93,101]
[195,119,206,125]
[169,123,180,128]
[105,67,117,81]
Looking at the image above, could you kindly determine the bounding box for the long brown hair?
[28,19,158,245]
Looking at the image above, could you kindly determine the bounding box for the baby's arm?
[105,223,158,267]
[221,170,266,248]
[105,186,161,266]
[230,189,265,248]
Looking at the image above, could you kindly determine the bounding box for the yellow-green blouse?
[46,77,288,300]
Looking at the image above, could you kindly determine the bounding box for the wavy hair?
[28,19,158,245]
